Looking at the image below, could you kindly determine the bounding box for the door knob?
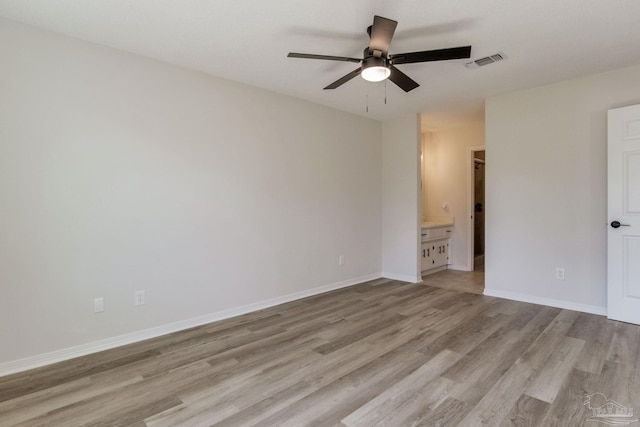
[611,220,630,228]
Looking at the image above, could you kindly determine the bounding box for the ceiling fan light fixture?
[361,56,390,82]
[287,15,471,92]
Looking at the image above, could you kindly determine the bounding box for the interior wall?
[381,115,421,283]
[421,122,485,270]
[485,61,640,314]
[0,18,383,367]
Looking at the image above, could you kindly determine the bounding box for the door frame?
[468,145,486,271]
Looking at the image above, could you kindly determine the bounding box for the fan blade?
[390,46,471,65]
[388,65,419,92]
[368,15,397,55]
[288,52,361,63]
[324,68,362,90]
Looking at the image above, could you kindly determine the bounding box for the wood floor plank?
[396,289,461,317]
[341,351,460,426]
[0,349,161,403]
[394,290,447,317]
[313,314,407,355]
[594,359,638,413]
[171,336,322,406]
[343,290,431,324]
[191,349,323,411]
[421,269,484,295]
[418,312,508,359]
[539,368,598,425]
[524,335,585,403]
[370,376,454,427]
[0,374,143,426]
[363,308,441,347]
[7,360,210,426]
[500,394,550,427]
[143,396,238,427]
[565,312,616,375]
[185,313,438,420]
[481,296,535,317]
[462,310,579,425]
[606,320,640,365]
[415,396,468,427]
[243,349,432,427]
[444,305,560,407]
[206,380,313,427]
[2,275,639,427]
[456,309,579,425]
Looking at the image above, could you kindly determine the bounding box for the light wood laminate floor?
[420,269,484,295]
[420,255,484,295]
[1,278,639,426]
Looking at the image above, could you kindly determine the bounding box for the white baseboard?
[0,273,382,377]
[483,288,607,316]
[381,272,422,283]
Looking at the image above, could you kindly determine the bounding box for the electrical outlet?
[556,267,565,281]
[135,290,145,306]
[94,297,104,313]
[338,255,344,266]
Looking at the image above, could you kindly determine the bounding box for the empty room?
[1,1,640,426]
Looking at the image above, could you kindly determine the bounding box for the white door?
[608,104,640,324]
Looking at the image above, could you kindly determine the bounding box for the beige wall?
[0,18,383,369]
[421,122,485,270]
[485,62,640,313]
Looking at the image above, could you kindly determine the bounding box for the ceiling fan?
[288,15,471,92]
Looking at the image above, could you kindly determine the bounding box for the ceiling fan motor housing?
[363,55,387,69]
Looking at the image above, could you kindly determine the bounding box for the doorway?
[469,146,486,277]
[419,143,486,295]
[473,150,485,272]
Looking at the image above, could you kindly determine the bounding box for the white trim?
[381,272,422,283]
[0,273,382,377]
[483,287,607,316]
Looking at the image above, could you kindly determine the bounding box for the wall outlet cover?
[94,297,104,313]
[135,290,145,306]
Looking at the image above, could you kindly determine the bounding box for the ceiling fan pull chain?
[385,80,387,105]
[366,94,369,113]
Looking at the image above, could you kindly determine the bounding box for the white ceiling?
[1,0,640,129]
